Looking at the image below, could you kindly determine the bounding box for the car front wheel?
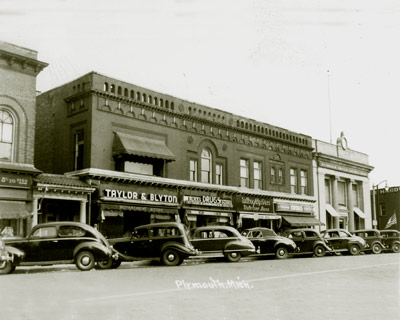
[314,245,326,257]
[349,244,360,255]
[161,249,182,266]
[96,257,113,269]
[392,243,400,253]
[225,252,241,262]
[371,243,382,254]
[75,251,95,271]
[275,247,288,259]
[0,261,15,275]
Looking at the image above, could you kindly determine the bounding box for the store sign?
[183,195,233,208]
[0,173,31,188]
[103,188,178,205]
[379,187,400,194]
[235,196,273,213]
[275,202,314,213]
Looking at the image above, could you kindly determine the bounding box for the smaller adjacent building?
[372,186,400,231]
[313,134,374,232]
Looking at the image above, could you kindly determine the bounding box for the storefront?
[235,195,281,231]
[97,182,180,238]
[181,190,235,229]
[275,199,322,230]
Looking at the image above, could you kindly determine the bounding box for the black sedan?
[109,222,197,266]
[1,222,114,274]
[284,229,332,257]
[379,230,400,253]
[241,227,296,259]
[321,229,366,255]
[352,229,385,254]
[189,226,255,262]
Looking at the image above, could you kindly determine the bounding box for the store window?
[189,159,198,182]
[216,164,223,185]
[73,129,84,170]
[254,161,262,189]
[0,109,14,161]
[290,168,298,194]
[300,170,308,195]
[201,148,212,183]
[240,159,249,187]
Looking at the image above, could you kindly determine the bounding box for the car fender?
[73,241,112,260]
[224,240,254,252]
[3,245,25,265]
[313,241,331,251]
[370,240,385,249]
[160,241,196,256]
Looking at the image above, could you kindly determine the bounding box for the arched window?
[200,148,212,183]
[0,109,14,161]
[103,82,109,91]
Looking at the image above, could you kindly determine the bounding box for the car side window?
[135,229,148,238]
[32,227,57,238]
[214,231,228,238]
[304,231,317,237]
[166,227,180,237]
[59,226,86,237]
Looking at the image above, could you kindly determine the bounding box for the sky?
[1,0,399,187]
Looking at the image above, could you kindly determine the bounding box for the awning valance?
[326,204,340,217]
[282,215,324,227]
[354,207,366,219]
[113,132,175,161]
[0,201,30,219]
[239,212,281,220]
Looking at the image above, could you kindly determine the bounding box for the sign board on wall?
[0,173,31,188]
[182,191,233,209]
[235,196,273,213]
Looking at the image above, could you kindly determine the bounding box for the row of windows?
[325,178,361,208]
[103,82,175,111]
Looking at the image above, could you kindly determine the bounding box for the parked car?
[241,227,296,259]
[189,226,255,262]
[1,222,114,274]
[283,229,332,257]
[109,222,197,266]
[0,237,24,275]
[379,230,400,253]
[321,229,366,255]
[352,229,385,254]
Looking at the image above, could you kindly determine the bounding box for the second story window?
[216,164,223,185]
[73,130,84,170]
[290,168,298,194]
[278,168,284,184]
[270,167,276,184]
[201,149,212,183]
[352,184,359,207]
[189,159,198,182]
[325,179,332,204]
[254,161,262,189]
[240,159,249,187]
[338,181,347,206]
[300,170,308,194]
[0,109,14,161]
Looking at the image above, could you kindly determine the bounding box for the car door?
[57,225,88,260]
[190,230,214,253]
[325,231,341,250]
[28,226,60,262]
[289,231,307,253]
[125,227,153,258]
[212,229,232,252]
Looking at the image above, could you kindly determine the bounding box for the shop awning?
[0,201,30,219]
[113,132,175,161]
[354,207,366,219]
[326,204,340,217]
[282,215,324,227]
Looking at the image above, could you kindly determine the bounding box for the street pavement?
[0,253,399,320]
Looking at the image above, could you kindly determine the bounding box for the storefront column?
[347,180,355,232]
[331,176,340,229]
[32,196,39,228]
[80,200,87,224]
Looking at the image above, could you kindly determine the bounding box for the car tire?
[161,249,182,266]
[275,247,289,259]
[371,243,382,254]
[96,257,113,269]
[75,251,95,271]
[111,259,122,269]
[0,261,14,275]
[225,252,241,262]
[313,245,326,257]
[349,244,360,255]
[392,243,400,253]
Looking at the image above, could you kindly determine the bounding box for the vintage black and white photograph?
[0,0,399,319]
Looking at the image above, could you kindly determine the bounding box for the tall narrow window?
[270,167,276,184]
[189,159,197,182]
[290,168,298,193]
[300,170,308,194]
[338,181,346,206]
[278,168,284,184]
[254,161,262,189]
[216,164,223,185]
[240,159,249,187]
[352,184,359,207]
[201,149,212,183]
[325,179,332,204]
[0,110,14,161]
[73,130,84,170]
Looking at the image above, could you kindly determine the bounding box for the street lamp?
[372,180,388,229]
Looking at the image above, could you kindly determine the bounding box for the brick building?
[35,72,318,237]
[372,186,400,231]
[0,42,47,235]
